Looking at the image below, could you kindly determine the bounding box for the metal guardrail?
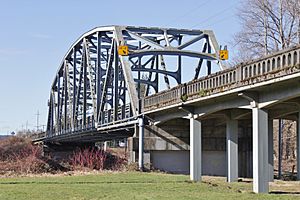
[142,45,300,112]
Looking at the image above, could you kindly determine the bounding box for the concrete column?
[252,107,269,193]
[297,112,300,180]
[226,119,238,182]
[268,119,274,182]
[103,141,108,151]
[138,117,144,171]
[190,116,202,181]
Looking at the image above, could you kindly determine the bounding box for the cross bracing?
[46,25,223,138]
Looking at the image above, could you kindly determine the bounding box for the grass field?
[0,172,299,200]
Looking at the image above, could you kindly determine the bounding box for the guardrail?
[142,45,300,112]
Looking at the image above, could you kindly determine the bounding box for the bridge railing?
[143,45,300,112]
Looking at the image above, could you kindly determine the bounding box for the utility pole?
[36,110,40,131]
[26,120,28,132]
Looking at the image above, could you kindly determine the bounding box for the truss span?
[46,25,223,139]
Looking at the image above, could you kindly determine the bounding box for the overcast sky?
[0,0,241,134]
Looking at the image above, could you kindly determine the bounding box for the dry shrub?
[0,137,48,174]
[70,147,127,171]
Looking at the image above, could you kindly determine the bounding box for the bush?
[0,137,48,174]
[70,147,127,171]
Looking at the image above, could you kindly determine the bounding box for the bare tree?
[232,0,300,64]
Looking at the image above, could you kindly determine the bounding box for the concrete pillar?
[226,119,238,182]
[252,107,269,193]
[297,112,300,180]
[190,116,202,181]
[268,119,274,182]
[138,117,144,171]
[103,141,108,151]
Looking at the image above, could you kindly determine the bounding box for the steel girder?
[46,25,223,138]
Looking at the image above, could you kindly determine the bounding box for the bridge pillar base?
[226,119,238,182]
[190,116,202,181]
[252,108,269,193]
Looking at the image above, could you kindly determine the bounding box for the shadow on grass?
[0,180,187,185]
[270,191,300,195]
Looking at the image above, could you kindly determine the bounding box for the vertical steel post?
[83,42,87,128]
[97,32,102,122]
[64,62,68,132]
[57,74,61,134]
[206,36,212,75]
[177,36,182,84]
[72,48,77,129]
[113,42,119,121]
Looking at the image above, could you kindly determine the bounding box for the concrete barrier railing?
[143,45,300,112]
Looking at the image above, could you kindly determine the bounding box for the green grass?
[0,172,299,200]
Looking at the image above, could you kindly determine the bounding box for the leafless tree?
[232,0,300,64]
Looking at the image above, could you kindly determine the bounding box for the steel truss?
[46,25,223,137]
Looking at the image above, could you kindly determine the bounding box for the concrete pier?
[252,108,269,193]
[190,116,202,181]
[226,119,238,182]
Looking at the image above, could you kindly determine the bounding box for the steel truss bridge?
[44,25,224,142]
[36,25,300,194]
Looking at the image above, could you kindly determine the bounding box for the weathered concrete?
[226,119,238,182]
[252,108,269,193]
[138,118,144,170]
[190,116,202,181]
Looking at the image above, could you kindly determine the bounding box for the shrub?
[70,147,127,171]
[0,137,47,174]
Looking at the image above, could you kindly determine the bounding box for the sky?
[0,0,241,135]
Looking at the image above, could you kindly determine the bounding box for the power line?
[165,0,214,27]
[190,3,236,29]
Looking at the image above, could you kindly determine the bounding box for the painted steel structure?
[46,26,223,138]
[40,26,300,194]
